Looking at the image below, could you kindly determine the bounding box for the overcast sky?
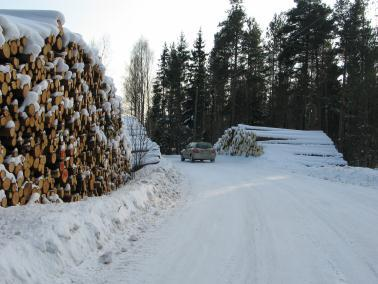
[0,0,342,93]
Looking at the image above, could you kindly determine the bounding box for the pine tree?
[208,0,269,140]
[208,0,247,140]
[223,0,247,125]
[265,13,289,127]
[208,31,230,142]
[335,0,378,166]
[150,0,378,167]
[280,0,334,129]
[240,18,266,125]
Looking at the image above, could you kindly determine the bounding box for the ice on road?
[86,155,378,284]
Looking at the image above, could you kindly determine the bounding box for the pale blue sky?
[0,0,340,94]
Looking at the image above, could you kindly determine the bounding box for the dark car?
[181,142,216,162]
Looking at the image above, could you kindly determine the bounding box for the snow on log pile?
[240,125,347,167]
[123,115,161,170]
[237,125,378,188]
[215,125,264,157]
[0,10,131,206]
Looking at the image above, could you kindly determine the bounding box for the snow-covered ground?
[66,154,378,284]
[1,127,378,284]
[64,128,376,284]
[0,160,180,284]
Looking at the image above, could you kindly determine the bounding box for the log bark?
[0,19,131,207]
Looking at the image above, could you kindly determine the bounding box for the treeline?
[147,0,378,168]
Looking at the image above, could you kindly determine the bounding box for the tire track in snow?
[69,156,378,284]
[276,177,378,283]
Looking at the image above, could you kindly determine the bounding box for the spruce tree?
[164,35,191,153]
[185,29,208,140]
[148,44,170,153]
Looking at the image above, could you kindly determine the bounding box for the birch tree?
[123,38,153,126]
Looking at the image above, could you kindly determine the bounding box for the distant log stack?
[0,11,131,207]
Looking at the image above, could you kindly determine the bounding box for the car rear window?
[195,142,213,149]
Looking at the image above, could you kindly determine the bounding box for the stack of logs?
[0,20,130,207]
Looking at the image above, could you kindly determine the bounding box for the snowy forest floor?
[1,144,378,283]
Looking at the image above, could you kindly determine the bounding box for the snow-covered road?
[80,155,378,284]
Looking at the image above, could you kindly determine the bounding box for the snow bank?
[0,159,181,284]
[300,165,378,189]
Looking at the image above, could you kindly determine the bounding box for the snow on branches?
[215,126,263,157]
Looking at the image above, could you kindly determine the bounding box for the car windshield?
[195,142,213,149]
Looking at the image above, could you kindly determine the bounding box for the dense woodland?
[146,0,378,168]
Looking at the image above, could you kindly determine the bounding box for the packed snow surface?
[66,126,376,284]
[58,152,376,284]
[0,125,377,284]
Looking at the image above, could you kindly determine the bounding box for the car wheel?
[210,159,215,163]
[181,155,185,162]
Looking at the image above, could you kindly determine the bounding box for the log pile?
[0,11,131,207]
[215,126,264,157]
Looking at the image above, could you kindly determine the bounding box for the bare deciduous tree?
[90,34,111,68]
[123,38,153,126]
[127,120,149,171]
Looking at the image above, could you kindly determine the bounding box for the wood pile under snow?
[215,125,264,157]
[0,10,131,206]
[240,124,347,167]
